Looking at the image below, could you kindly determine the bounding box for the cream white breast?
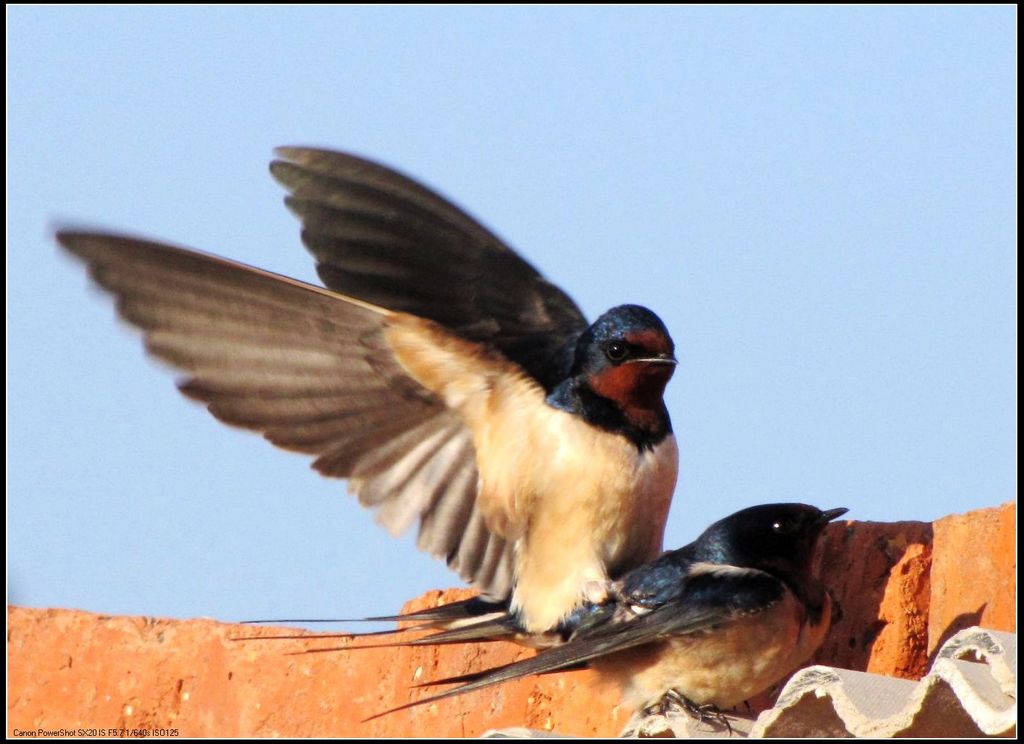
[385,313,678,632]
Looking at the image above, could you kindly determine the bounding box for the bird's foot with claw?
[580,578,613,605]
[622,690,735,737]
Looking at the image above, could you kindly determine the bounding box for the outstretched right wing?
[60,149,595,602]
[57,231,511,597]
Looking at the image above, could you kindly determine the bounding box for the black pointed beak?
[820,507,849,524]
[628,353,677,366]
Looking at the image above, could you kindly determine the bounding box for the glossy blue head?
[572,304,676,411]
[693,503,849,573]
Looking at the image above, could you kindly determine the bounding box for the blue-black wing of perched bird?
[367,503,847,718]
[57,147,679,634]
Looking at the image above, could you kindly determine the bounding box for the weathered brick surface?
[7,503,1015,737]
[928,502,1016,657]
[6,596,624,738]
[815,518,933,679]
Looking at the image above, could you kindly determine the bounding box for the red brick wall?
[7,502,1015,737]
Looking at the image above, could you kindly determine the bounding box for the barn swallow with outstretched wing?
[57,147,678,633]
[361,503,846,719]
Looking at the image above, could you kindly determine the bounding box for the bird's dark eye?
[605,341,629,362]
[771,519,796,535]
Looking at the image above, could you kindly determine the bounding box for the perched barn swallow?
[57,147,679,633]
[360,503,847,719]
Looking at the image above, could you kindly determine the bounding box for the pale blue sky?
[8,6,1016,625]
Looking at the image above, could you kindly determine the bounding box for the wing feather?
[271,147,588,391]
[58,231,506,596]
[366,569,786,718]
[61,148,588,602]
